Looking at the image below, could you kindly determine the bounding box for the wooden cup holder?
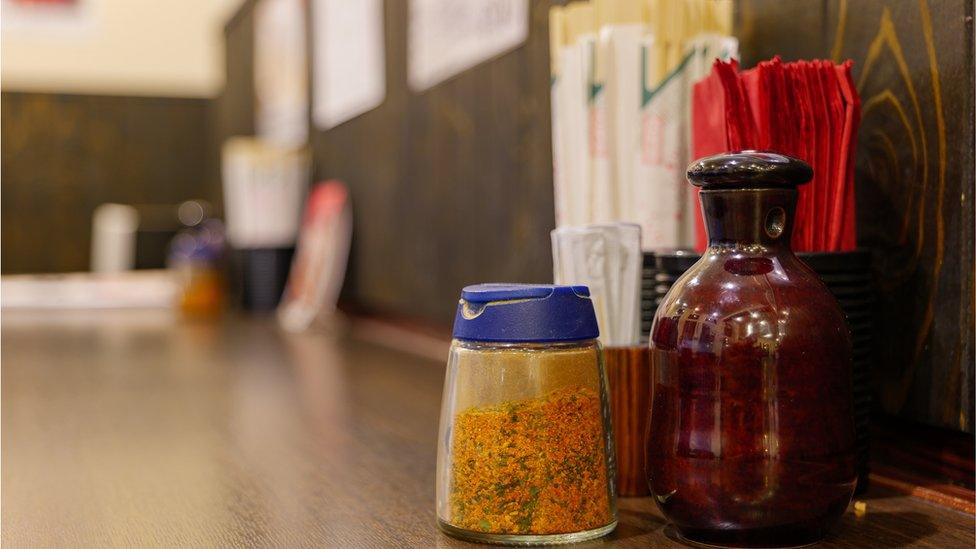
[604,345,652,497]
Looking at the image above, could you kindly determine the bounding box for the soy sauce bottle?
[647,151,856,547]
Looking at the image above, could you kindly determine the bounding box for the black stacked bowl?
[799,251,874,494]
[643,250,875,495]
[640,251,699,341]
[640,252,657,341]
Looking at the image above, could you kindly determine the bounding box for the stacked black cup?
[797,250,874,494]
[640,252,657,342]
[643,249,875,494]
[640,251,700,341]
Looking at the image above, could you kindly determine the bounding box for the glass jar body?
[648,244,857,547]
[436,338,617,545]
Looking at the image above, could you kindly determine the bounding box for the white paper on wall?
[408,0,528,91]
[255,0,309,146]
[312,0,386,130]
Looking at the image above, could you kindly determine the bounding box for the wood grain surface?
[1,92,217,274]
[2,312,972,548]
[604,346,652,497]
[217,0,557,325]
[737,0,975,433]
[213,0,976,435]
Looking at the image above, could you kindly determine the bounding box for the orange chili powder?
[448,386,612,535]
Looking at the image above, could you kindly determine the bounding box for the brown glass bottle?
[647,152,856,547]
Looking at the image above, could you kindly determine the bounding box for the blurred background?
[1,2,974,536]
[0,0,976,546]
[3,0,972,430]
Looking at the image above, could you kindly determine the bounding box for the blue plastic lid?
[452,283,599,342]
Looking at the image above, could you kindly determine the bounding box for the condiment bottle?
[648,151,857,547]
[437,284,617,545]
[168,219,225,317]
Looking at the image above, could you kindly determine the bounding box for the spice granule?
[448,386,612,535]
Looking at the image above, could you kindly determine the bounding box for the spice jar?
[648,152,857,547]
[437,284,617,545]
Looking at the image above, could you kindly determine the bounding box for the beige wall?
[1,0,245,97]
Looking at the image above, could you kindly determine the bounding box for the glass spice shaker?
[648,151,857,547]
[437,284,617,545]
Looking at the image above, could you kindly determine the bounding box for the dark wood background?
[2,0,971,434]
[737,0,974,435]
[219,0,976,432]
[217,0,974,431]
[1,93,217,273]
[216,0,557,324]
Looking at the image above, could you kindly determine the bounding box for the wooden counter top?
[2,312,973,547]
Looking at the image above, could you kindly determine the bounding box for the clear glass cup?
[436,338,617,545]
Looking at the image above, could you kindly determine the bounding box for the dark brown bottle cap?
[686,150,813,189]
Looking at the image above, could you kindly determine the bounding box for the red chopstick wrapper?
[690,58,861,252]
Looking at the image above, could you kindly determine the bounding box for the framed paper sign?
[408,0,528,91]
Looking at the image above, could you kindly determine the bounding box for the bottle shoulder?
[660,252,835,308]
[651,251,849,349]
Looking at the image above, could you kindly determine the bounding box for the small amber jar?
[436,284,617,545]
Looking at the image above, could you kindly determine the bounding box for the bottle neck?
[699,188,797,250]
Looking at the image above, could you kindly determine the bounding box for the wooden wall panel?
[738,0,975,432]
[218,0,557,323]
[317,1,555,322]
[218,0,973,430]
[1,92,216,274]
